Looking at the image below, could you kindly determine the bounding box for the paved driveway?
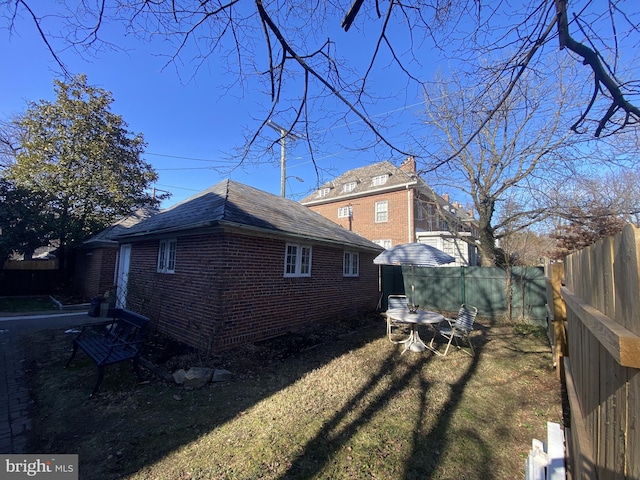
[0,311,99,454]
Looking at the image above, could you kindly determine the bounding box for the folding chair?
[430,304,478,356]
[385,295,411,344]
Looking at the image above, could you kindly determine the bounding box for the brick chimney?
[442,193,449,203]
[399,156,416,173]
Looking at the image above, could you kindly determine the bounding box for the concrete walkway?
[0,311,95,454]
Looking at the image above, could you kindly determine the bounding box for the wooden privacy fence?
[560,224,640,479]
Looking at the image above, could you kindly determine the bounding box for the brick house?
[300,157,479,266]
[112,180,383,352]
[73,207,158,301]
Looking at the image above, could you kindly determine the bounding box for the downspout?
[407,185,414,242]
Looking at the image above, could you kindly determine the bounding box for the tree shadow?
[20,314,506,480]
[275,328,488,479]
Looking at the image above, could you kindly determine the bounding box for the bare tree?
[421,67,575,266]
[500,229,556,267]
[547,169,640,257]
[2,0,640,167]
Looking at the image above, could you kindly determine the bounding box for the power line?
[155,167,219,171]
[144,100,431,166]
[154,183,202,192]
[145,152,233,163]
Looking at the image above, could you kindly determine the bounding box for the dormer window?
[372,174,389,186]
[317,187,330,198]
[343,181,357,193]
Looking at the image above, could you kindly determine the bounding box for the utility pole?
[267,120,303,197]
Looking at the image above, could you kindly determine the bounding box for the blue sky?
[0,5,431,208]
[4,2,635,215]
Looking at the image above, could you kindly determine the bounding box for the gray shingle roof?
[82,207,159,247]
[300,161,418,204]
[117,180,383,252]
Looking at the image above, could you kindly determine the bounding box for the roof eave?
[301,180,419,206]
[218,220,383,253]
[115,221,221,241]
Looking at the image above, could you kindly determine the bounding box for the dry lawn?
[21,313,564,480]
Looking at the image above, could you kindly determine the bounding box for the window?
[374,239,392,249]
[343,251,360,277]
[415,200,424,221]
[338,205,352,218]
[317,188,330,198]
[157,239,177,273]
[284,243,312,277]
[372,174,388,186]
[343,181,357,193]
[375,201,388,222]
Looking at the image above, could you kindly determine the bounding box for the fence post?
[546,262,567,379]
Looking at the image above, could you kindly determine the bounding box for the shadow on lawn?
[21,313,491,480]
[277,335,486,480]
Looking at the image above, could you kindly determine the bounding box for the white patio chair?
[386,294,412,344]
[430,304,478,356]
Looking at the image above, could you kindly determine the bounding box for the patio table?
[385,308,445,354]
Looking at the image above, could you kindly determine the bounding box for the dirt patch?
[141,312,381,377]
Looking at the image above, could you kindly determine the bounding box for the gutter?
[217,220,383,253]
[114,220,219,241]
[301,180,418,206]
[114,219,382,253]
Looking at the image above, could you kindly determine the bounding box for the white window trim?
[375,201,388,223]
[374,239,392,249]
[343,181,357,193]
[338,205,352,218]
[157,239,177,274]
[284,243,312,277]
[317,188,330,198]
[343,251,360,277]
[372,174,389,186]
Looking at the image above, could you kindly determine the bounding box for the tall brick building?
[300,158,479,266]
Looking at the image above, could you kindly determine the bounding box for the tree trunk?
[476,200,499,266]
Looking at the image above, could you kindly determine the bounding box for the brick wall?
[74,247,117,301]
[307,189,413,247]
[125,230,380,352]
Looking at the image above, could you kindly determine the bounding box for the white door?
[115,244,132,308]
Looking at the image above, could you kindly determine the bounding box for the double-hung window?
[372,174,388,186]
[157,239,177,273]
[343,182,357,193]
[374,239,392,249]
[338,205,352,218]
[343,251,360,277]
[375,201,388,223]
[284,243,312,277]
[317,188,330,198]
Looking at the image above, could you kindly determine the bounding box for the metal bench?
[65,308,150,397]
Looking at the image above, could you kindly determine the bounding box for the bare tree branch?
[555,0,640,136]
